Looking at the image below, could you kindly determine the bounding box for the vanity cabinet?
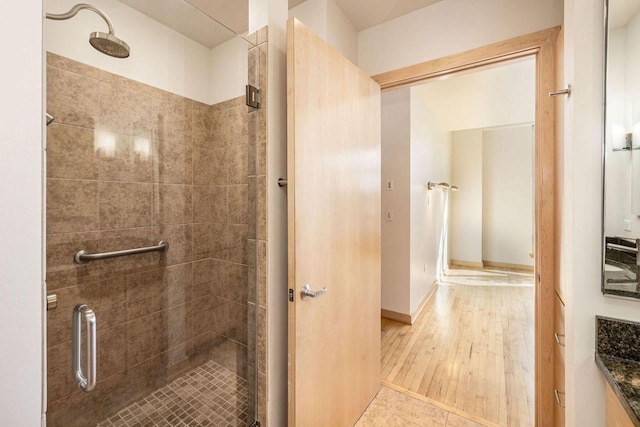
[606,383,634,427]
[554,291,566,427]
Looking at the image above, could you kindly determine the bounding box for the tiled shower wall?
[45,50,258,426]
[246,26,269,425]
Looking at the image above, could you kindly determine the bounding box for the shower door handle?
[72,304,97,392]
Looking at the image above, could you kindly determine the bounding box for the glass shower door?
[44,1,258,425]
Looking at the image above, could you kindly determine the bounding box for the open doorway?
[370,58,536,427]
[365,24,561,426]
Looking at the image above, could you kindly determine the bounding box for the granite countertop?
[596,316,640,426]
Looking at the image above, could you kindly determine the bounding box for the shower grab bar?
[606,242,638,254]
[74,240,168,264]
[72,304,97,392]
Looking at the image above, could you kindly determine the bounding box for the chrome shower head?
[46,3,130,59]
[89,32,130,58]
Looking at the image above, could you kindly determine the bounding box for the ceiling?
[289,0,444,30]
[609,0,640,28]
[120,0,247,48]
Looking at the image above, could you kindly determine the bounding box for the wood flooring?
[381,268,534,427]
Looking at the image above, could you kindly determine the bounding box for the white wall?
[326,0,358,64]
[560,0,640,425]
[46,0,246,105]
[381,89,411,314]
[0,0,44,425]
[288,0,358,64]
[450,129,483,264]
[410,87,452,313]
[482,125,534,266]
[209,36,250,105]
[409,58,537,132]
[358,0,563,76]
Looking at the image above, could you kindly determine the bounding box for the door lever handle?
[301,284,327,299]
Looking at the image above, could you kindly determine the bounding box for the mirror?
[603,0,640,297]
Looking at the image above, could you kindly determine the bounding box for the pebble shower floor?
[96,360,249,427]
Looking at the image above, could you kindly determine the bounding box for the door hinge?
[288,288,294,302]
[47,294,58,311]
[246,84,261,109]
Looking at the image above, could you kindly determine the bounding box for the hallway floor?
[380,267,534,427]
[356,385,488,427]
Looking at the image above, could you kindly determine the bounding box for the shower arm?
[46,3,115,35]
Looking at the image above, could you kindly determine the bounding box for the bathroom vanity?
[596,317,640,426]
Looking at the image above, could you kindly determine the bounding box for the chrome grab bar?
[72,304,97,392]
[74,240,168,264]
[606,242,638,254]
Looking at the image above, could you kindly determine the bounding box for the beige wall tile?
[97,132,153,182]
[47,179,98,234]
[47,124,97,180]
[257,107,267,175]
[193,147,215,185]
[154,224,193,266]
[155,138,193,184]
[257,175,267,240]
[193,101,213,149]
[47,66,99,128]
[98,227,159,279]
[46,231,100,290]
[258,306,266,374]
[228,224,248,265]
[99,181,152,229]
[46,278,126,348]
[153,184,193,225]
[160,97,193,145]
[193,185,213,223]
[228,143,249,184]
[211,185,229,223]
[99,82,161,139]
[47,52,101,79]
[229,184,249,224]
[258,241,267,307]
[192,222,212,259]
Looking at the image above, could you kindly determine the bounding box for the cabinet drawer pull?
[554,389,566,408]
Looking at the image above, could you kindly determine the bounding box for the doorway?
[370,28,560,427]
[376,57,537,426]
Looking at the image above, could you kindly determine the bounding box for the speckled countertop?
[596,316,640,426]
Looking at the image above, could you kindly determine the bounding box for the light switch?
[386,180,394,191]
[624,220,632,232]
[385,211,393,221]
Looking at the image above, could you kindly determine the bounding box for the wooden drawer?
[554,292,565,365]
[606,382,634,427]
[554,345,565,427]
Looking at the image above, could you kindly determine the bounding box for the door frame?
[371,26,561,427]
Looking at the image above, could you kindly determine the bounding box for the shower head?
[46,3,130,58]
[89,32,130,58]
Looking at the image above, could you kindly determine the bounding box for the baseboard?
[381,309,412,324]
[410,282,437,324]
[450,259,484,269]
[381,282,438,325]
[483,260,534,273]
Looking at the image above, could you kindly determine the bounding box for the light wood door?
[287,18,381,427]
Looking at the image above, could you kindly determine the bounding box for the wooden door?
[287,18,381,427]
